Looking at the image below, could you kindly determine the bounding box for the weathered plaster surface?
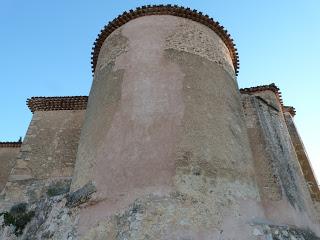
[71,32,127,192]
[71,15,267,239]
[0,148,19,192]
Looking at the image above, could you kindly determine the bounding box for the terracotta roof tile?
[0,141,22,148]
[240,83,283,106]
[283,106,296,117]
[240,83,296,116]
[91,5,239,76]
[27,96,88,113]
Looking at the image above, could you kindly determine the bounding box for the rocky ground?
[0,183,319,240]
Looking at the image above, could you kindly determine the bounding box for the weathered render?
[0,5,319,240]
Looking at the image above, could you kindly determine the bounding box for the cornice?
[27,96,88,113]
[91,4,239,76]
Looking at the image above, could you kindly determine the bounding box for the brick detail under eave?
[239,83,297,115]
[27,96,88,113]
[0,142,22,148]
[283,106,296,117]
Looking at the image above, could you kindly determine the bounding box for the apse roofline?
[90,4,239,76]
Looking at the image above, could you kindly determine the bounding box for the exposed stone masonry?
[284,111,320,202]
[1,109,85,208]
[0,143,21,195]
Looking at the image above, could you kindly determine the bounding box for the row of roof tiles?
[1,84,295,147]
[27,96,88,113]
[240,83,282,104]
[240,83,296,116]
[90,4,239,76]
[0,141,22,148]
[24,83,295,115]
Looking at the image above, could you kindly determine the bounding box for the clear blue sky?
[0,0,319,180]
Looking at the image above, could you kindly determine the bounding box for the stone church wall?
[284,110,320,202]
[1,109,85,208]
[241,88,320,234]
[0,144,20,192]
[0,5,320,239]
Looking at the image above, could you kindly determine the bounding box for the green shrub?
[0,203,35,235]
